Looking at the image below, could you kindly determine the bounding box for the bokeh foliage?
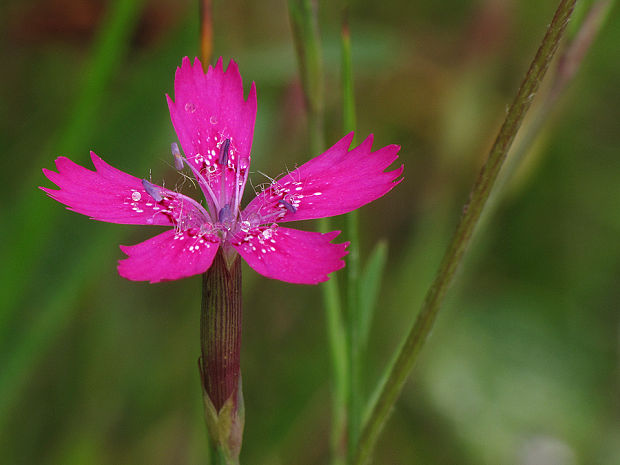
[1,0,619,463]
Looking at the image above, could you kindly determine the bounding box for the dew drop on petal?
[131,192,141,201]
[185,102,196,113]
[245,212,261,228]
[209,116,218,124]
[240,220,251,232]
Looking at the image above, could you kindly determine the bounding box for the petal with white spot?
[232,227,348,284]
[41,153,209,227]
[243,133,403,223]
[118,229,220,283]
[167,57,256,200]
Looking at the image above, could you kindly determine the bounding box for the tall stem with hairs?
[354,1,577,464]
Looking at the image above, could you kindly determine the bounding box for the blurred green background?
[2,0,619,463]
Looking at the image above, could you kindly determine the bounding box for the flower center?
[170,139,250,243]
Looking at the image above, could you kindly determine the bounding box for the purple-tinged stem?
[200,249,243,463]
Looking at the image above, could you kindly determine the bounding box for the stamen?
[171,142,184,170]
[278,199,297,213]
[171,193,212,225]
[142,179,163,202]
[233,155,250,223]
[183,158,220,216]
[219,139,231,207]
[238,156,249,172]
[218,203,232,223]
[219,139,231,166]
[259,210,285,222]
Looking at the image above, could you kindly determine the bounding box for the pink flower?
[41,57,403,284]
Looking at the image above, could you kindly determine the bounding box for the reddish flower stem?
[200,250,242,412]
[199,0,213,65]
[200,250,244,464]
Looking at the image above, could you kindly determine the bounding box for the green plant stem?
[320,263,348,465]
[353,1,577,464]
[210,445,238,465]
[341,12,362,463]
[552,0,613,102]
[288,0,325,142]
[500,0,612,197]
[474,0,614,258]
[288,2,348,463]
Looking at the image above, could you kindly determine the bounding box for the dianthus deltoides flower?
[41,57,403,284]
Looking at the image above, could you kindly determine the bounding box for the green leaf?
[358,241,388,352]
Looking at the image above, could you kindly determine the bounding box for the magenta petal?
[167,57,256,193]
[232,227,348,284]
[41,153,208,226]
[118,229,220,283]
[243,133,403,223]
